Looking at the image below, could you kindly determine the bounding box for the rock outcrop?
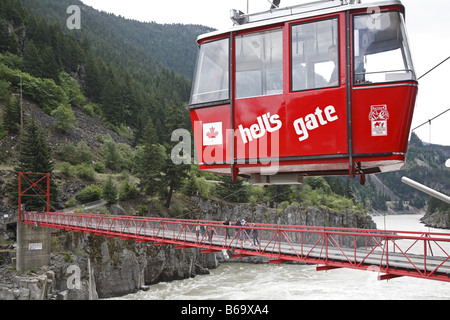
[59,232,218,299]
[190,197,376,230]
[421,211,450,229]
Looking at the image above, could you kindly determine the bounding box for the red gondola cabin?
[189,0,417,185]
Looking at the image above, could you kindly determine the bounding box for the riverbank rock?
[0,252,97,300]
[421,211,450,229]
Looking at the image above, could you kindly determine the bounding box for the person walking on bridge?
[223,218,231,240]
[195,221,200,242]
[251,223,259,246]
[235,218,242,240]
[241,219,250,245]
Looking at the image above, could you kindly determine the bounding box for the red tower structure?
[18,172,50,220]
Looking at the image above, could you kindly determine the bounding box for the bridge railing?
[22,211,450,281]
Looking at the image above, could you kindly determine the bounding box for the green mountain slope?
[2,0,202,137]
[19,0,213,78]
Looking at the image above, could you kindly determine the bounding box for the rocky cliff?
[190,197,376,230]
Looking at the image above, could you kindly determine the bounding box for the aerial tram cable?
[411,107,450,132]
[417,54,450,81]
[411,54,450,144]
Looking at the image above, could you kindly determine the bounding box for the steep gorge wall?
[55,232,219,299]
[191,197,376,230]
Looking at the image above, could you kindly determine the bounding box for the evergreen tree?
[61,34,84,74]
[102,136,121,171]
[16,118,53,173]
[163,104,190,208]
[215,175,248,203]
[83,54,102,103]
[102,175,118,206]
[326,177,346,197]
[118,71,135,125]
[101,66,122,125]
[14,118,57,211]
[2,95,21,133]
[134,119,166,196]
[23,40,43,78]
[39,45,59,82]
[0,79,10,103]
[131,110,147,146]
[265,185,291,206]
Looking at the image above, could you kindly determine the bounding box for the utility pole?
[13,73,23,152]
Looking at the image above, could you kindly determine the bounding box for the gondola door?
[283,13,349,175]
[233,27,285,175]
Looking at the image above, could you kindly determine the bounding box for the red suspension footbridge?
[17,172,450,284]
[22,210,450,283]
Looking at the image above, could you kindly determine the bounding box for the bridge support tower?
[16,219,51,271]
[16,172,51,271]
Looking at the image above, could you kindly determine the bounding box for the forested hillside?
[4,0,209,136]
[19,0,213,79]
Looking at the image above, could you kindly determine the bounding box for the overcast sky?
[80,0,450,147]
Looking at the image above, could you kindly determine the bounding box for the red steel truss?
[18,172,50,220]
[22,211,450,282]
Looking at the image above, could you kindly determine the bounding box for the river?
[112,214,450,300]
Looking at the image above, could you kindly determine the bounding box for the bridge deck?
[22,212,450,282]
